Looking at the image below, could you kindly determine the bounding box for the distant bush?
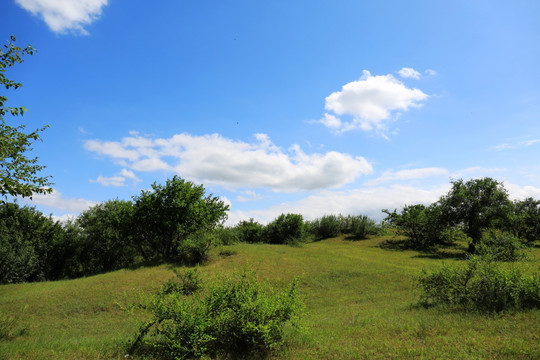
[176,231,215,265]
[476,230,526,262]
[383,204,448,249]
[212,226,238,246]
[417,255,540,312]
[130,268,302,359]
[262,213,306,245]
[510,197,540,244]
[347,215,379,240]
[309,214,343,240]
[234,218,264,243]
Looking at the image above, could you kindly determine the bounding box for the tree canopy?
[0,36,52,201]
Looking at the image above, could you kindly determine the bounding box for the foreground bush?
[130,269,302,359]
[417,255,540,312]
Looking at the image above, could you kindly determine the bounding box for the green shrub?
[476,230,526,262]
[213,226,239,246]
[234,218,264,243]
[160,267,203,296]
[131,269,302,359]
[417,255,540,312]
[348,215,378,240]
[176,231,214,265]
[309,214,342,240]
[383,204,448,249]
[262,213,306,245]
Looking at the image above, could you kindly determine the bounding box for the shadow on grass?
[378,238,467,260]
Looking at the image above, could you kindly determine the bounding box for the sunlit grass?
[1,236,538,359]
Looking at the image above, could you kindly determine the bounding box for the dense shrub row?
[418,254,540,312]
[0,176,229,283]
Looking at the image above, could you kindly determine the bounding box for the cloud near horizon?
[84,132,374,192]
[318,70,429,134]
[15,0,108,35]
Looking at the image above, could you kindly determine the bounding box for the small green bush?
[176,231,214,265]
[160,267,203,296]
[131,268,302,359]
[417,255,540,312]
[348,215,378,240]
[476,230,526,262]
[234,218,264,243]
[262,213,306,245]
[309,215,342,240]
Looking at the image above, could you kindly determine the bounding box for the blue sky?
[2,0,540,224]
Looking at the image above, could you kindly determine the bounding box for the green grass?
[1,236,539,359]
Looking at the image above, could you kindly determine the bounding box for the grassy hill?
[1,235,539,359]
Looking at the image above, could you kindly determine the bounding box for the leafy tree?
[510,197,540,244]
[383,204,447,249]
[1,36,52,200]
[77,199,137,274]
[438,178,512,253]
[234,218,264,243]
[132,176,229,262]
[0,202,63,283]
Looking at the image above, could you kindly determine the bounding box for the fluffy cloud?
[320,70,428,133]
[15,0,108,35]
[90,169,142,187]
[398,67,421,79]
[84,132,373,192]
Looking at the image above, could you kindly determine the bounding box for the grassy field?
[1,235,539,359]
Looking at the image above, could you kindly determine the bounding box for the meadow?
[1,234,538,359]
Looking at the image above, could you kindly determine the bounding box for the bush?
[347,215,378,240]
[160,267,203,296]
[234,218,264,243]
[262,213,306,245]
[417,255,540,312]
[131,269,302,359]
[476,230,526,262]
[0,203,66,283]
[383,204,448,249]
[176,231,214,265]
[511,198,540,244]
[309,214,343,240]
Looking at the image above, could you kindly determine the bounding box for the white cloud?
[89,168,142,187]
[236,190,265,202]
[492,138,540,151]
[15,0,108,35]
[425,69,437,76]
[84,132,373,192]
[22,189,97,213]
[367,167,449,185]
[320,70,429,134]
[398,67,421,79]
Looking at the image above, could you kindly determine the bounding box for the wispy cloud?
[317,70,429,134]
[90,169,142,187]
[15,0,108,35]
[367,167,449,185]
[84,132,373,192]
[492,138,540,151]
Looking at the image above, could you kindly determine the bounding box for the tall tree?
[438,177,512,253]
[0,36,52,201]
